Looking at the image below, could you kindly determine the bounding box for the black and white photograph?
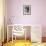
[23,5,31,15]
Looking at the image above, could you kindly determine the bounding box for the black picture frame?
[23,5,31,15]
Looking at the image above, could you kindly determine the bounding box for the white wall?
[7,0,46,37]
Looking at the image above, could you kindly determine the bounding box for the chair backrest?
[12,25,25,36]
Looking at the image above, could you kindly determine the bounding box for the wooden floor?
[3,40,46,46]
[3,40,31,46]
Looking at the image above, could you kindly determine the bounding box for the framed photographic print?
[23,5,31,15]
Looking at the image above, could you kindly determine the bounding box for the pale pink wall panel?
[7,0,46,37]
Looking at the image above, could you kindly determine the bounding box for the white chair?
[12,25,25,43]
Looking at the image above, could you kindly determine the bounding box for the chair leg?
[1,42,3,46]
[12,30,13,43]
[15,36,16,43]
[25,30,26,43]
